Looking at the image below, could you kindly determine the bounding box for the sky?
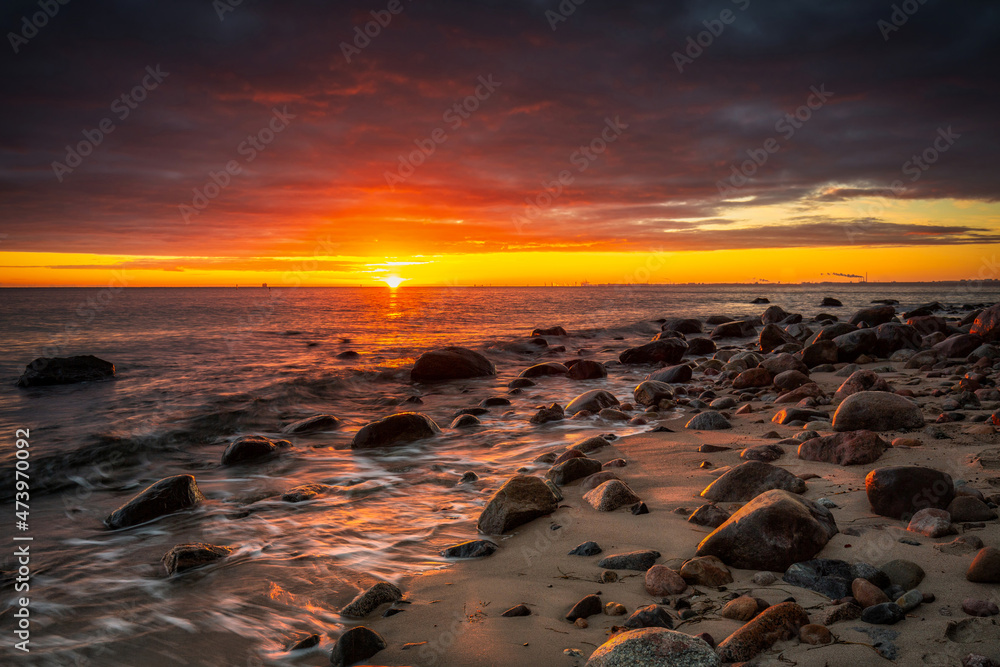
[1,0,998,286]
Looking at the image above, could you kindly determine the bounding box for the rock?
[849,306,896,327]
[688,504,731,528]
[741,444,784,462]
[865,466,954,519]
[221,434,290,464]
[687,337,717,355]
[680,556,734,586]
[802,340,839,368]
[329,626,386,667]
[961,654,1000,667]
[700,461,805,502]
[880,559,925,590]
[774,370,811,391]
[568,359,607,380]
[775,382,826,404]
[896,589,923,612]
[711,320,758,339]
[800,623,833,644]
[907,508,955,538]
[822,601,862,625]
[282,483,334,502]
[967,547,1000,583]
[685,411,731,430]
[783,559,855,598]
[599,549,661,571]
[832,391,924,432]
[947,496,998,522]
[963,599,1000,617]
[760,324,799,353]
[645,565,688,595]
[105,475,205,529]
[450,414,481,428]
[662,317,703,334]
[501,604,531,617]
[16,354,115,387]
[634,380,673,406]
[853,578,890,608]
[822,297,843,307]
[571,436,612,454]
[440,540,498,559]
[716,602,810,663]
[721,596,760,622]
[567,389,620,414]
[772,407,828,424]
[477,475,558,534]
[619,339,688,365]
[340,581,402,618]
[733,367,773,389]
[646,364,693,383]
[161,543,231,575]
[798,430,889,466]
[581,472,621,492]
[622,605,674,630]
[546,457,603,486]
[569,541,602,556]
[281,414,341,434]
[584,628,719,667]
[761,353,809,376]
[934,334,985,358]
[753,571,777,585]
[873,322,922,357]
[532,326,568,337]
[861,602,905,624]
[971,303,1000,341]
[584,480,641,511]
[351,412,441,449]
[520,362,569,378]
[566,594,602,621]
[530,403,565,424]
[411,347,495,382]
[834,370,891,401]
[696,490,838,571]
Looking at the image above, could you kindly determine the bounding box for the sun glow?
[380,275,406,288]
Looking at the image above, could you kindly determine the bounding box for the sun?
[380,275,406,288]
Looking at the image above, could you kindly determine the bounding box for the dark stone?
[519,362,569,378]
[162,543,231,575]
[566,594,602,621]
[598,550,660,571]
[970,303,1000,341]
[711,320,758,339]
[567,359,607,380]
[411,347,496,382]
[222,435,290,465]
[16,354,115,387]
[440,540,498,559]
[782,559,854,599]
[477,475,558,534]
[329,626,386,667]
[797,430,889,466]
[861,602,905,625]
[569,541,602,556]
[546,457,602,486]
[646,364,693,384]
[351,412,441,449]
[623,604,673,629]
[501,604,531,617]
[105,474,205,529]
[340,582,403,618]
[686,337,717,355]
[865,466,955,519]
[532,326,567,337]
[848,306,896,327]
[619,339,688,365]
[282,414,341,434]
[700,461,805,502]
[822,297,843,307]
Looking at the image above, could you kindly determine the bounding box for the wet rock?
[329,626,385,667]
[646,363,693,384]
[282,483,334,502]
[685,411,731,430]
[501,603,531,617]
[622,604,674,630]
[619,339,688,365]
[351,412,441,449]
[546,457,603,486]
[584,628,718,667]
[16,354,115,387]
[520,362,569,378]
[530,403,565,424]
[569,541,602,556]
[566,594,603,621]
[440,540,498,559]
[700,461,805,502]
[571,435,612,454]
[688,504,731,528]
[861,602,905,625]
[532,326,568,337]
[645,565,688,595]
[599,549,660,571]
[716,602,810,663]
[162,543,232,575]
[477,475,558,534]
[680,555,734,586]
[880,559,925,590]
[970,303,1000,341]
[822,297,842,307]
[907,508,955,538]
[584,480,641,511]
[865,466,954,519]
[832,391,924,432]
[696,490,838,571]
[411,346,496,382]
[450,413,481,428]
[105,474,205,529]
[221,434,291,465]
[281,414,341,434]
[568,359,608,380]
[797,430,889,466]
[967,547,1000,583]
[834,370,891,401]
[567,389,620,414]
[948,496,998,522]
[633,380,673,406]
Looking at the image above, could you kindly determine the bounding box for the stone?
[688,504,731,528]
[865,466,955,519]
[874,322,922,357]
[584,628,719,667]
[733,367,773,389]
[519,362,569,378]
[775,382,826,404]
[680,556,734,586]
[772,407,828,424]
[967,547,1000,583]
[532,326,568,337]
[880,559,925,590]
[546,457,602,486]
[753,571,777,585]
[687,337,717,355]
[566,594,602,621]
[761,353,809,375]
[774,370,811,391]
[697,490,838,571]
[569,541,602,556]
[802,340,839,368]
[849,305,896,327]
[282,483,334,502]
[783,559,854,599]
[281,414,341,434]
[16,354,115,387]
[861,602,905,624]
[852,578,890,608]
[161,543,231,575]
[105,474,205,529]
[712,320,758,338]
[800,623,833,644]
[740,444,784,462]
[833,329,878,362]
[798,430,889,466]
[568,359,608,380]
[896,589,923,612]
[221,434,290,464]
[567,389,620,414]
[440,540,498,559]
[760,324,799,353]
[633,380,673,406]
[834,370,891,401]
[647,364,693,384]
[832,391,924,432]
[530,403,565,424]
[971,303,1000,341]
[450,414,481,428]
[619,339,688,365]
[645,565,688,596]
[581,472,621,492]
[622,605,674,629]
[330,626,385,667]
[599,550,660,571]
[907,508,955,538]
[962,599,1000,617]
[822,602,862,625]
[477,475,558,534]
[340,581,402,618]
[721,596,760,622]
[663,318,704,334]
[948,496,998,522]
[700,461,806,502]
[351,412,440,448]
[716,602,810,663]
[934,334,985,358]
[605,602,627,616]
[501,603,531,617]
[584,480,641,511]
[411,346,496,382]
[685,411,731,430]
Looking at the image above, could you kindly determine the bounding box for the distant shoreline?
[2,281,999,289]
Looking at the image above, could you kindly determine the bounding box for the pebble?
[962,598,1000,617]
[861,602,905,625]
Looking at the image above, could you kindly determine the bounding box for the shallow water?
[1,284,997,664]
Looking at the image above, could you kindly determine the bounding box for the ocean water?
[1,283,997,664]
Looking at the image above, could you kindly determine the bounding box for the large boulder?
[410,347,495,382]
[865,466,955,519]
[832,328,877,362]
[833,370,890,401]
[351,412,440,449]
[477,475,558,534]
[16,355,115,387]
[585,628,720,667]
[970,303,1000,341]
[700,461,805,502]
[797,430,889,466]
[105,475,205,529]
[848,305,896,326]
[566,389,619,414]
[646,364,692,383]
[933,334,984,358]
[633,380,673,406]
[697,490,838,571]
[567,359,607,380]
[873,323,922,357]
[733,367,772,389]
[832,391,924,431]
[619,339,687,365]
[801,339,839,368]
[711,320,757,339]
[761,305,790,324]
[907,315,949,335]
[759,324,798,353]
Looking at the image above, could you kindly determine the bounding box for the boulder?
[330,626,385,667]
[760,324,799,353]
[281,414,341,434]
[832,328,877,362]
[688,504,731,528]
[662,317,704,334]
[700,461,805,502]
[907,315,949,335]
[162,543,231,575]
[761,305,790,324]
[584,480,641,511]
[685,411,731,430]
[440,540,498,559]
[599,550,661,571]
[907,508,954,538]
[783,559,856,599]
[585,628,720,667]
[761,353,809,375]
[622,605,674,630]
[16,354,115,387]
[947,496,998,522]
[646,364,692,383]
[566,389,619,413]
[351,412,441,448]
[105,475,205,529]
[934,334,984,358]
[696,490,838,571]
[970,303,1000,341]
[568,359,607,380]
[832,391,924,431]
[711,321,757,339]
[340,581,403,618]
[865,466,954,519]
[874,323,922,357]
[848,305,896,326]
[410,347,496,382]
[222,435,291,465]
[546,457,602,486]
[967,547,1000,583]
[476,475,558,534]
[797,430,889,466]
[775,382,825,404]
[822,297,843,307]
[519,362,569,377]
[680,555,733,586]
[633,380,672,406]
[620,339,688,364]
[644,565,688,595]
[532,326,567,337]
[733,367,773,389]
[801,340,839,368]
[774,370,811,391]
[833,370,890,401]
[716,602,810,663]
[686,337,717,355]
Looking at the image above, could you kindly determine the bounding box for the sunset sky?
[1,0,998,286]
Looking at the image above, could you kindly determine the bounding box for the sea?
[1,283,998,665]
